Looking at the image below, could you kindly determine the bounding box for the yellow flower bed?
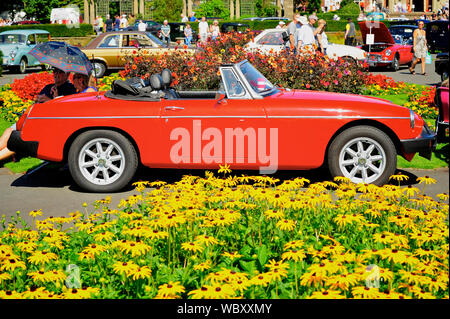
[0,172,448,299]
[0,88,33,123]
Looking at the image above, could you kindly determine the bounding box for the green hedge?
[0,24,94,37]
[0,50,3,75]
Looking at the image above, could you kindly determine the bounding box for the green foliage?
[336,1,361,15]
[0,23,95,37]
[194,0,230,19]
[306,0,321,13]
[0,50,3,75]
[255,0,278,17]
[22,0,60,23]
[146,0,183,22]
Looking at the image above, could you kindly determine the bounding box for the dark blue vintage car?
[426,20,449,53]
[389,25,417,45]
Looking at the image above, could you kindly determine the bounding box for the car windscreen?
[145,32,163,46]
[0,34,26,44]
[239,61,275,94]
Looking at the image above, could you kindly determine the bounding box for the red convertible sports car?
[8,60,435,192]
[359,21,414,71]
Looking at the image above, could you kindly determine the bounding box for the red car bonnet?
[358,21,395,45]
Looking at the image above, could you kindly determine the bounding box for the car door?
[25,34,40,66]
[95,34,121,67]
[159,67,268,170]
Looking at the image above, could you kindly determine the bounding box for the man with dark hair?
[105,14,113,32]
[345,17,356,46]
[35,68,76,103]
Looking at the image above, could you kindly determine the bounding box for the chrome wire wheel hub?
[78,138,125,185]
[339,137,386,184]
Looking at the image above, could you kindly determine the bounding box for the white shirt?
[199,21,209,34]
[318,31,328,49]
[181,16,188,22]
[120,17,128,28]
[138,22,146,32]
[297,24,315,46]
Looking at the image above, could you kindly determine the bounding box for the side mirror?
[216,92,227,104]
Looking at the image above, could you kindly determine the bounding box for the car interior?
[105,68,219,101]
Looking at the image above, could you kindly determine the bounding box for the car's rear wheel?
[442,70,449,82]
[92,61,106,78]
[68,130,138,192]
[327,126,397,185]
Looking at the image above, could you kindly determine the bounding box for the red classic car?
[359,21,414,71]
[8,61,435,192]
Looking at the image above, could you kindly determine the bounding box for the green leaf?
[239,260,256,274]
[256,244,269,270]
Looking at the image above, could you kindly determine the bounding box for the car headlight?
[385,49,392,57]
[9,50,16,58]
[410,109,415,129]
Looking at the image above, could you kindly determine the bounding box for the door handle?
[165,106,184,111]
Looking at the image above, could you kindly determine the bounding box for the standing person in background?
[160,20,171,46]
[189,12,197,22]
[184,23,193,47]
[198,17,209,43]
[120,14,128,30]
[409,21,428,75]
[138,19,147,32]
[105,14,113,32]
[316,19,328,55]
[93,16,100,34]
[98,15,104,33]
[114,15,120,31]
[210,20,221,41]
[128,14,136,27]
[296,14,318,54]
[181,13,188,22]
[286,14,301,54]
[276,21,286,29]
[344,18,356,46]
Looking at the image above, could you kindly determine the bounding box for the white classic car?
[245,28,367,63]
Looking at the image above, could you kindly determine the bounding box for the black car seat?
[161,68,179,99]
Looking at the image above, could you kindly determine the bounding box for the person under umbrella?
[73,73,98,93]
[35,67,77,103]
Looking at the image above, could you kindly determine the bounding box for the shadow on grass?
[434,143,449,164]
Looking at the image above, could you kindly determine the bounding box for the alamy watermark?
[169,120,279,174]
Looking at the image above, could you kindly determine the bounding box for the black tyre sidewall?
[68,130,138,192]
[19,59,27,74]
[93,62,106,78]
[327,126,397,186]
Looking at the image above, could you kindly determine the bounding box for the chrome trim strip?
[27,116,161,119]
[267,116,410,119]
[27,115,411,120]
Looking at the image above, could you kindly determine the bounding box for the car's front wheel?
[390,55,400,71]
[68,130,138,192]
[327,126,397,185]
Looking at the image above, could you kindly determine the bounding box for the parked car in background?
[11,20,41,25]
[168,22,197,43]
[358,21,413,71]
[81,31,194,78]
[389,25,417,45]
[435,52,449,81]
[9,60,435,192]
[127,20,161,35]
[221,22,251,34]
[245,28,367,63]
[426,20,449,53]
[0,29,51,73]
[388,19,430,26]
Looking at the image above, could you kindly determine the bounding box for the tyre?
[92,61,106,78]
[442,70,449,82]
[327,126,397,185]
[19,58,27,74]
[68,130,138,192]
[390,55,399,71]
